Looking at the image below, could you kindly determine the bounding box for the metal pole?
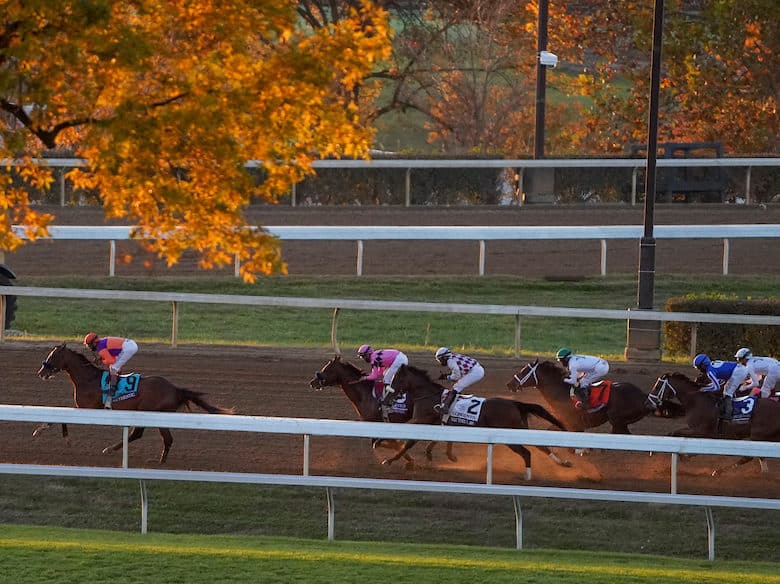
[722,238,729,276]
[303,434,310,476]
[705,507,715,561]
[171,301,178,348]
[478,240,485,276]
[512,496,524,550]
[109,241,116,277]
[533,0,549,160]
[600,239,607,276]
[670,452,678,494]
[356,240,364,276]
[486,444,494,485]
[627,0,664,363]
[139,480,149,534]
[123,426,129,469]
[326,487,335,541]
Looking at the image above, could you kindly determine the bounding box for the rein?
[646,376,677,409]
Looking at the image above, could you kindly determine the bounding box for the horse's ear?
[60,342,67,348]
[334,354,342,361]
[532,357,539,365]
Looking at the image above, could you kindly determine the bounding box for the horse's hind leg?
[102,426,145,455]
[537,445,572,468]
[711,455,757,478]
[158,428,173,464]
[32,423,71,446]
[507,445,533,480]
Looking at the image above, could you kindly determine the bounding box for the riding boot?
[381,386,396,407]
[721,395,733,419]
[440,390,456,417]
[574,386,589,409]
[106,373,118,409]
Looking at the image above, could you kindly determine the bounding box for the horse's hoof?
[381,459,392,466]
[447,455,458,463]
[711,469,721,478]
[561,460,573,468]
[101,447,112,455]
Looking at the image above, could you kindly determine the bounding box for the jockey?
[556,348,609,409]
[84,332,138,409]
[692,353,748,418]
[435,347,485,416]
[356,344,408,404]
[735,347,780,399]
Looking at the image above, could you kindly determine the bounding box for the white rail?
[11,224,780,277]
[0,405,777,559]
[1,285,778,358]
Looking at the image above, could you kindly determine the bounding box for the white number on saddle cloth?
[447,395,485,426]
[732,395,756,423]
[386,392,409,416]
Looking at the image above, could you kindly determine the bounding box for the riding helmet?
[84,332,98,348]
[734,347,752,362]
[556,348,572,360]
[435,347,452,365]
[693,353,711,369]
[357,344,373,361]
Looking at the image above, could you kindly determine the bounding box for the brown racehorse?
[35,343,235,464]
[506,359,662,434]
[647,371,780,476]
[308,355,455,469]
[387,364,572,479]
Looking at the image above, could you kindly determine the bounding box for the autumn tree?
[0,0,390,280]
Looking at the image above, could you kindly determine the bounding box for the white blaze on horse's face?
[511,362,539,390]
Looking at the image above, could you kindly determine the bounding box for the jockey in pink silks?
[356,344,409,403]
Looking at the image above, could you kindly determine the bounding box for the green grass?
[2,524,779,584]
[9,274,780,360]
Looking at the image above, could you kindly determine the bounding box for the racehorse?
[506,359,662,434]
[647,372,780,476]
[35,343,235,464]
[308,355,455,469]
[386,364,572,479]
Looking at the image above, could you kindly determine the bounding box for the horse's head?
[645,373,677,410]
[37,343,69,379]
[309,354,362,390]
[506,358,540,392]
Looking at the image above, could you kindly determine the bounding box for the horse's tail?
[180,388,236,415]
[514,401,568,431]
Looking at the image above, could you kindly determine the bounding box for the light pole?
[626,0,665,362]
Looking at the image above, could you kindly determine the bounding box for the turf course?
[3,525,778,584]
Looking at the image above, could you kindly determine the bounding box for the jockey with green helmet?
[556,348,609,409]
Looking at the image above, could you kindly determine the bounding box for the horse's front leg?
[32,423,71,446]
[382,439,419,467]
[103,426,145,455]
[538,445,572,468]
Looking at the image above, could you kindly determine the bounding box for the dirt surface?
[1,205,777,502]
[1,342,777,501]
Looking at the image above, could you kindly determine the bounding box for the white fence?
[0,405,777,559]
[2,285,780,358]
[12,223,780,276]
[10,156,780,206]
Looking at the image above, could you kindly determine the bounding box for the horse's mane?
[538,360,562,373]
[57,345,97,368]
[668,371,696,383]
[403,364,435,382]
[335,357,363,375]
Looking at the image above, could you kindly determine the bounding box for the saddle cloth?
[99,372,141,404]
[725,394,757,424]
[443,392,486,426]
[569,380,612,412]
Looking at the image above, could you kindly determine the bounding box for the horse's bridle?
[512,362,540,387]
[646,376,677,409]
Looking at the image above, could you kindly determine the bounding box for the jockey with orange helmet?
[84,332,138,409]
[356,344,408,404]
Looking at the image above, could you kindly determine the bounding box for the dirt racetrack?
[1,343,777,501]
[1,204,778,502]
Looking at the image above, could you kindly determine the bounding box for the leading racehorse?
[386,364,572,479]
[308,355,455,468]
[506,359,662,434]
[646,371,780,476]
[36,343,235,463]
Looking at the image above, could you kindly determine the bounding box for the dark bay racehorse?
[387,364,572,479]
[35,343,235,463]
[647,372,780,476]
[506,359,660,434]
[308,355,455,469]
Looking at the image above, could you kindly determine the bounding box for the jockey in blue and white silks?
[693,353,748,418]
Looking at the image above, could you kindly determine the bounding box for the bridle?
[512,362,540,387]
[646,376,677,409]
[39,360,60,374]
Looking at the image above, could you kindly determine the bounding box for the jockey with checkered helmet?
[435,347,485,416]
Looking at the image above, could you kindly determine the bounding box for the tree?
[0,0,390,281]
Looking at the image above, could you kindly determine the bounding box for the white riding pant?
[109,339,138,375]
[381,353,409,399]
[759,365,780,398]
[577,361,609,388]
[452,364,485,394]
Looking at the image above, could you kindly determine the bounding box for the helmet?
[435,347,452,365]
[734,347,752,361]
[84,332,98,347]
[556,348,572,360]
[357,344,373,362]
[693,354,711,369]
